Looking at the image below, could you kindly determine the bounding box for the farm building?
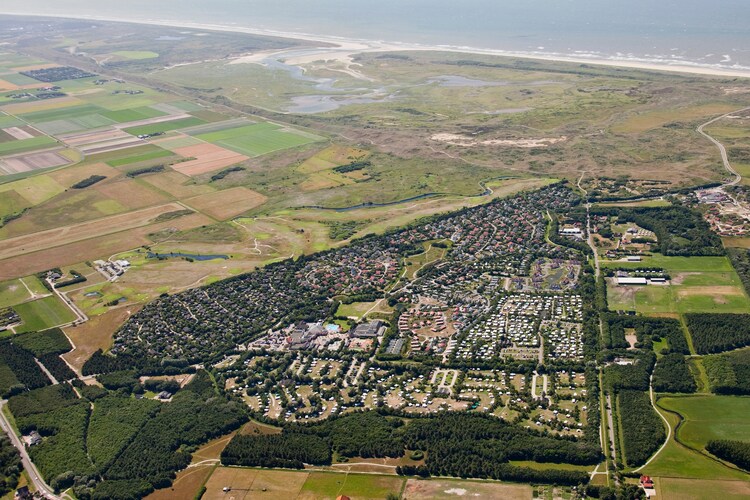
[617,277,648,286]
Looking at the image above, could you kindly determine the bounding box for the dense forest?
[685,313,750,354]
[0,435,21,497]
[222,412,598,486]
[652,353,696,393]
[590,206,724,256]
[617,390,665,467]
[727,248,750,296]
[706,440,750,472]
[703,349,750,394]
[604,316,688,354]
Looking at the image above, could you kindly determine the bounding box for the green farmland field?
[13,296,76,333]
[659,395,750,450]
[196,122,322,157]
[107,148,174,167]
[100,106,166,123]
[0,136,56,155]
[124,116,206,137]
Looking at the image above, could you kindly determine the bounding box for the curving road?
[0,400,62,499]
[697,107,750,186]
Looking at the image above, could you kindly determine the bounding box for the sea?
[2,0,750,71]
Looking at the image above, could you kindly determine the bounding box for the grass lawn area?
[655,478,750,500]
[604,256,750,314]
[196,122,322,157]
[124,117,206,137]
[642,398,750,480]
[112,51,159,60]
[301,471,404,499]
[659,395,750,450]
[0,278,31,308]
[336,301,379,320]
[13,295,76,333]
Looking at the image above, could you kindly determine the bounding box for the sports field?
[604,256,750,314]
[13,295,76,332]
[195,122,323,157]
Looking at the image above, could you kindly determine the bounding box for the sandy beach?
[3,11,750,79]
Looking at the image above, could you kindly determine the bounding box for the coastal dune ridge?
[2,11,750,78]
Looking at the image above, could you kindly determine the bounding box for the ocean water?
[2,0,749,70]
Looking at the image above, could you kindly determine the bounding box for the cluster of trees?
[209,165,245,181]
[0,435,21,497]
[71,175,106,189]
[0,343,51,397]
[703,349,750,395]
[603,316,689,355]
[221,411,599,485]
[100,371,246,495]
[603,351,655,392]
[591,206,724,256]
[54,270,87,289]
[222,433,331,469]
[727,248,750,295]
[12,328,72,357]
[652,353,696,393]
[87,395,160,472]
[333,159,371,173]
[617,390,665,467]
[706,440,750,471]
[40,353,76,382]
[686,313,750,354]
[126,165,165,178]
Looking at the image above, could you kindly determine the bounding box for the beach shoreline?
[2,11,750,79]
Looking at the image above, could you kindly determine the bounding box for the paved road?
[0,400,61,499]
[696,107,750,187]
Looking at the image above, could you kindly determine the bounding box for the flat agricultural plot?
[123,116,206,137]
[183,187,267,220]
[298,145,368,174]
[140,171,216,198]
[656,478,750,500]
[112,50,159,60]
[0,174,65,204]
[46,162,121,187]
[659,396,750,450]
[107,148,173,167]
[0,96,84,115]
[0,211,213,280]
[0,202,185,260]
[171,143,249,177]
[0,150,69,175]
[145,465,214,500]
[62,306,140,372]
[0,135,57,156]
[0,190,29,218]
[13,295,76,332]
[203,468,308,500]
[150,134,204,151]
[195,122,323,157]
[404,478,532,500]
[299,472,405,500]
[93,179,172,210]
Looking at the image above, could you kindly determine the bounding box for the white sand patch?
[444,488,468,496]
[431,133,567,148]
